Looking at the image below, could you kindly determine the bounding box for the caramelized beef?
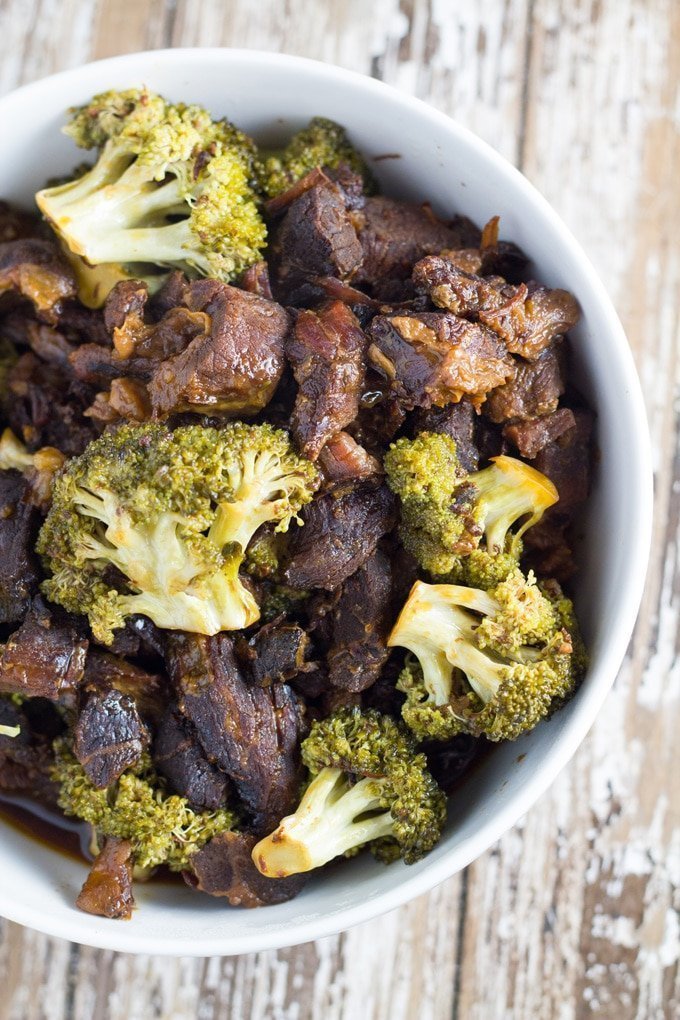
[410,399,481,471]
[284,481,398,591]
[74,688,150,789]
[533,409,593,512]
[153,708,231,811]
[166,633,303,832]
[82,651,166,725]
[523,512,577,582]
[189,831,305,906]
[287,300,366,459]
[0,598,87,698]
[7,352,98,455]
[318,431,381,483]
[241,621,311,686]
[367,311,513,409]
[0,201,42,243]
[0,699,57,802]
[504,407,577,459]
[0,238,76,323]
[484,343,566,423]
[0,470,40,624]
[238,261,274,300]
[76,837,135,919]
[326,548,394,692]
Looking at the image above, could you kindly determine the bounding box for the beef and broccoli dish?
[0,89,593,918]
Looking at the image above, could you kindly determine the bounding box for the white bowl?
[0,48,652,956]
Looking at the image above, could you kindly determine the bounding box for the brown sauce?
[0,793,91,861]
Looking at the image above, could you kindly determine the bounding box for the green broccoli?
[261,116,373,198]
[36,422,319,644]
[384,433,558,581]
[389,571,583,742]
[35,88,266,288]
[251,707,446,877]
[52,742,235,871]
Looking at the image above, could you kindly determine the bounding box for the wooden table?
[0,1,677,1017]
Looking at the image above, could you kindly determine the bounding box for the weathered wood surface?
[0,1,677,1017]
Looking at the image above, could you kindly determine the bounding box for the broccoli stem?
[252,767,395,877]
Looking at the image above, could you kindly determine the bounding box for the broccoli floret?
[35,88,266,290]
[389,571,583,742]
[36,422,319,644]
[259,583,310,622]
[251,707,446,877]
[243,527,285,581]
[0,723,20,738]
[52,742,235,871]
[385,433,558,581]
[261,116,373,199]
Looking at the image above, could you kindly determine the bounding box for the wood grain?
[0,1,678,1017]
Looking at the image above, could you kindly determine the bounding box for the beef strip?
[0,470,41,624]
[504,407,577,459]
[239,621,311,686]
[317,431,381,484]
[153,708,231,811]
[353,198,479,287]
[166,633,303,832]
[188,831,305,906]
[283,480,398,591]
[74,688,150,788]
[367,311,514,409]
[410,399,481,471]
[7,352,98,455]
[326,547,394,693]
[286,300,366,459]
[484,342,566,423]
[237,261,274,300]
[0,597,88,698]
[0,238,76,323]
[532,408,593,512]
[0,698,57,802]
[83,651,166,725]
[76,837,135,919]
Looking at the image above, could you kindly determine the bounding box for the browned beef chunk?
[287,300,366,460]
[56,300,111,347]
[412,257,513,313]
[0,698,57,802]
[148,271,191,319]
[484,343,566,423]
[74,688,150,789]
[347,381,406,450]
[326,548,394,693]
[283,481,398,591]
[361,652,406,717]
[0,598,88,698]
[7,352,98,455]
[410,399,481,471]
[504,407,577,459]
[240,621,311,686]
[354,198,478,288]
[0,201,42,243]
[271,173,363,303]
[533,408,593,512]
[76,837,135,919]
[153,708,231,811]
[523,512,576,582]
[188,831,306,906]
[238,261,274,300]
[0,470,40,624]
[166,633,303,832]
[83,651,166,725]
[367,312,513,409]
[0,238,76,323]
[318,431,381,484]
[146,280,289,416]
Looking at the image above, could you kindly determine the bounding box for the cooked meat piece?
[354,198,478,287]
[76,837,135,919]
[522,512,577,582]
[83,651,166,725]
[0,699,58,802]
[289,663,329,701]
[480,283,580,360]
[347,383,406,449]
[188,831,306,906]
[326,548,394,693]
[410,399,481,471]
[23,319,76,369]
[57,301,111,347]
[103,279,149,338]
[0,598,88,699]
[485,343,566,423]
[533,408,593,512]
[504,407,577,459]
[7,352,98,455]
[167,633,303,832]
[367,311,514,409]
[320,688,362,716]
[423,735,481,794]
[412,257,514,313]
[147,279,289,416]
[68,342,139,385]
[264,166,330,216]
[284,481,398,591]
[287,300,366,459]
[271,173,363,303]
[153,708,231,811]
[318,431,381,483]
[74,688,149,789]
[238,261,274,300]
[240,621,310,686]
[361,651,407,717]
[0,238,76,323]
[148,270,191,319]
[100,377,152,422]
[0,201,42,243]
[0,470,41,624]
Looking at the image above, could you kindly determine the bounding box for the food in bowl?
[0,87,591,918]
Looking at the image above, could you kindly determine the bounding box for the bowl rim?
[0,46,653,956]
